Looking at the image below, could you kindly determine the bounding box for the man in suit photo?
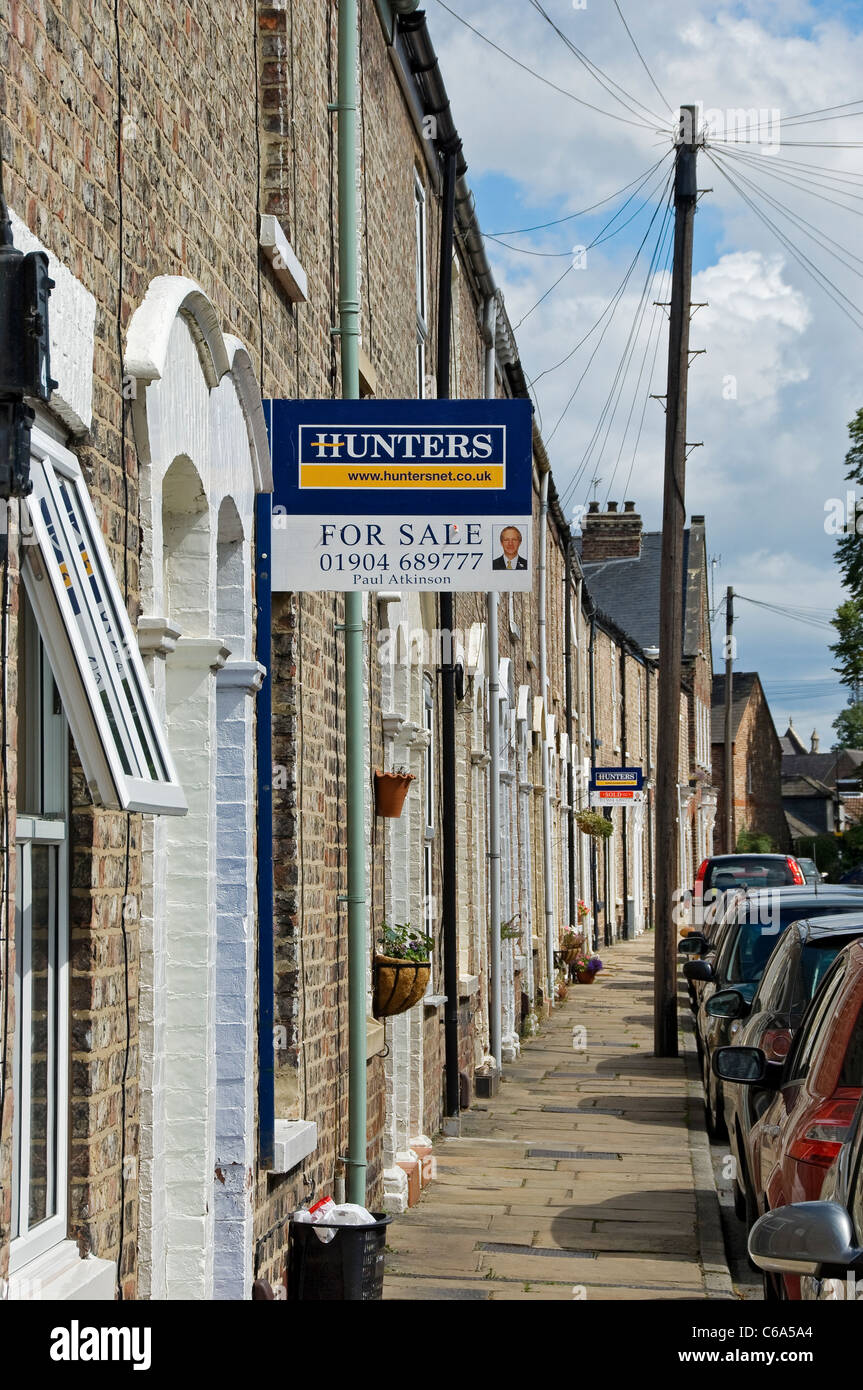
[493,525,528,570]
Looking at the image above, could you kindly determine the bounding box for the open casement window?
[22,427,186,815]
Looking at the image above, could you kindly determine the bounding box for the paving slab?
[384,934,733,1302]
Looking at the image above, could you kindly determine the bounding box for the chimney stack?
[580,500,643,564]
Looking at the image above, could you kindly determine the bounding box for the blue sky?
[429,0,863,747]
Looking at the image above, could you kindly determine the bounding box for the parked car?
[749,1093,863,1301]
[687,887,863,1141]
[715,910,863,1226]
[796,857,823,885]
[714,939,863,1298]
[840,864,863,885]
[694,853,806,897]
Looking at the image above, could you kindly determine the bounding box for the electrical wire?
[611,0,672,117]
[734,592,836,630]
[432,0,658,130]
[512,154,672,329]
[486,156,669,237]
[617,225,675,503]
[527,164,673,384]
[525,0,666,128]
[557,181,674,500]
[712,150,863,280]
[718,145,863,218]
[705,150,863,333]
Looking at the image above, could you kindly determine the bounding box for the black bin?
[287,1212,392,1301]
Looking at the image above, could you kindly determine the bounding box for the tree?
[832,701,863,751]
[830,599,863,694]
[835,407,863,598]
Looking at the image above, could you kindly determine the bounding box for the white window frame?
[10,591,70,1274]
[21,427,186,815]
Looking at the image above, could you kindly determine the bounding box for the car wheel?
[733,1182,746,1222]
[703,1058,727,1142]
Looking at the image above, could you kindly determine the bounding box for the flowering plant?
[574,954,604,975]
[577,899,589,922]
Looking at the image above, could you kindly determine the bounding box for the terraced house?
[0,0,713,1301]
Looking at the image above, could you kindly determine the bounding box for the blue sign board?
[590,767,644,791]
[265,398,534,592]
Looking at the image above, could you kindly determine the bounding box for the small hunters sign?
[589,766,644,806]
[265,398,533,592]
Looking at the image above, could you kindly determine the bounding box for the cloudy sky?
[428,0,863,748]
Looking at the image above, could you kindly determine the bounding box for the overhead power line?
[487,155,669,237]
[611,0,672,117]
[432,0,658,130]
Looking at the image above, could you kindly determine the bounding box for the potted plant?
[560,929,584,965]
[374,767,415,818]
[373,921,433,1017]
[575,810,613,841]
[576,899,590,925]
[574,953,604,985]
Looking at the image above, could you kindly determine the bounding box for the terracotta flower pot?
[373,955,431,1017]
[374,770,415,818]
[576,968,597,984]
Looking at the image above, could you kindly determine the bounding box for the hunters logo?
[298,424,506,489]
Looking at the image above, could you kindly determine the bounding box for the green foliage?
[839,823,863,872]
[834,407,863,599]
[575,810,614,840]
[792,833,840,875]
[832,701,863,751]
[830,600,863,693]
[736,829,774,853]
[378,921,433,962]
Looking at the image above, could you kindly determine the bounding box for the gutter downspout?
[255,494,274,1168]
[435,144,461,1120]
[483,295,501,1072]
[337,0,367,1205]
[589,606,599,953]
[564,543,575,928]
[646,660,655,930]
[539,468,555,1003]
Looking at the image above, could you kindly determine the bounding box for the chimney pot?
[587,501,600,514]
[623,500,635,512]
[607,500,618,513]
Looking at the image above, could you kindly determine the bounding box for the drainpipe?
[538,468,555,1002]
[255,494,274,1169]
[483,295,501,1071]
[564,543,575,927]
[646,660,655,930]
[589,607,599,953]
[437,144,461,1120]
[620,646,629,939]
[336,0,367,1206]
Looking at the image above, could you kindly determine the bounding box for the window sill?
[7,1240,116,1301]
[271,1119,318,1175]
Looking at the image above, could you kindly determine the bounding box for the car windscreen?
[722,902,863,985]
[704,859,794,891]
[800,941,847,1000]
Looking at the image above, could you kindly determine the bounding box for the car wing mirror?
[683,959,713,983]
[706,988,749,1019]
[678,935,707,957]
[749,1202,862,1278]
[711,1045,769,1084]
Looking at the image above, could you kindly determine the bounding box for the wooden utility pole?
[654,106,698,1058]
[724,587,734,853]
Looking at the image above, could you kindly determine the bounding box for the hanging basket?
[575,810,614,840]
[374,770,415,818]
[373,955,431,1017]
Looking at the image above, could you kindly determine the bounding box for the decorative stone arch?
[127,276,269,1301]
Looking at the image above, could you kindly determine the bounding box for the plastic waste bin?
[287,1212,392,1300]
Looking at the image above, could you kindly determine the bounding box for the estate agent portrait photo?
[492,524,528,570]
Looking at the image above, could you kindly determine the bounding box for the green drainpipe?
[336,0,367,1206]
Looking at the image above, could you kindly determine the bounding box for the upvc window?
[414,172,428,399]
[10,588,69,1272]
[22,427,185,815]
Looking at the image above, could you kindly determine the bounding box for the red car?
[713,939,863,1299]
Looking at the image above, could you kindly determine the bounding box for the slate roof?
[780,723,808,756]
[782,752,841,785]
[575,532,666,650]
[782,773,835,800]
[710,672,760,745]
[786,808,822,839]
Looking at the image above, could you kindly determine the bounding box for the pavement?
[383,932,737,1301]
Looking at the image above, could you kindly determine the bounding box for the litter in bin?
[293,1196,377,1244]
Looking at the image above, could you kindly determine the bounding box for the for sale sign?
[265,399,533,592]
